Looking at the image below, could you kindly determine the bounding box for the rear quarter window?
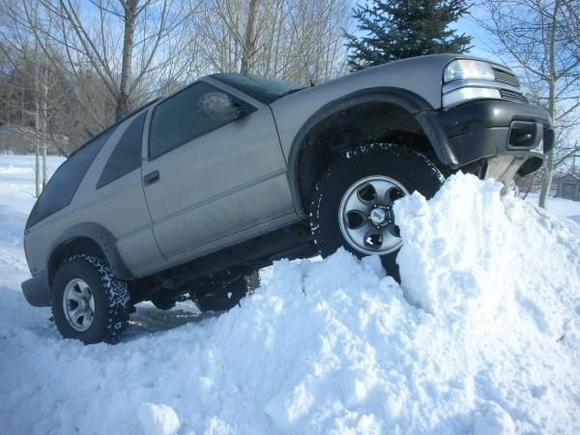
[26,129,114,229]
[97,111,146,189]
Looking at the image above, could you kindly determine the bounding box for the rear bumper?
[418,99,553,180]
[21,271,50,307]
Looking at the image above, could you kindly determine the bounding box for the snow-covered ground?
[0,155,579,435]
[525,193,580,235]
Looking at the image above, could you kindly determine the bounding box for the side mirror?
[199,91,253,123]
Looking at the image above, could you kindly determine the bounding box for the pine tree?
[345,0,472,71]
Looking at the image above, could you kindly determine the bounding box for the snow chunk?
[472,402,516,435]
[138,403,181,435]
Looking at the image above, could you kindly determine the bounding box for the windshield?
[211,73,303,103]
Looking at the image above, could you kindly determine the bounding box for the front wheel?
[310,143,444,279]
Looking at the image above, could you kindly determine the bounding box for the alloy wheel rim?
[338,175,408,256]
[63,278,96,332]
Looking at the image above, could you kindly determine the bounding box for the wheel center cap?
[370,207,388,225]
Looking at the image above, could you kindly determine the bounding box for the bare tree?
[478,0,579,208]
[0,0,353,167]
[2,0,199,126]
[194,0,351,84]
[0,0,60,195]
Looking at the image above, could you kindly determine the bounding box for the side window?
[148,82,247,159]
[26,129,114,229]
[97,111,147,189]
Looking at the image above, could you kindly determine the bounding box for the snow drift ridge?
[1,173,579,435]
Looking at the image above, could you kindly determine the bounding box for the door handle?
[143,170,160,186]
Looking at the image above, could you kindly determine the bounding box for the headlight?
[444,60,495,82]
[442,87,501,107]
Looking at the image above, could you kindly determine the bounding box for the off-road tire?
[52,255,130,344]
[310,143,444,279]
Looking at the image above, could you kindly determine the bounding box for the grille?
[500,89,527,103]
[494,68,520,87]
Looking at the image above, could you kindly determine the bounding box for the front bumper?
[21,271,51,307]
[419,99,553,183]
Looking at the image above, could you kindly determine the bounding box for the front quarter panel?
[270,54,457,161]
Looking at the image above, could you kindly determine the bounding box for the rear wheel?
[310,143,444,278]
[51,255,130,344]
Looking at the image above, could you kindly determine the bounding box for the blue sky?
[454,8,503,63]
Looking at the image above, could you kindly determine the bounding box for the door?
[82,111,162,276]
[141,81,294,259]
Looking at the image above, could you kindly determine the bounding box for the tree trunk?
[33,36,41,197]
[240,0,258,75]
[539,149,554,208]
[35,133,40,197]
[42,141,47,187]
[34,118,40,197]
[41,82,48,188]
[538,0,560,209]
[538,84,556,209]
[116,0,137,121]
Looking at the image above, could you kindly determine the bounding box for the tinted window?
[149,82,244,159]
[26,129,113,229]
[97,111,146,188]
[212,73,302,103]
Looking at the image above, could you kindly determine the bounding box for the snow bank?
[0,154,64,214]
[526,192,580,236]
[1,170,579,434]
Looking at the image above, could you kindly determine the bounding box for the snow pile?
[1,168,579,434]
[397,175,579,324]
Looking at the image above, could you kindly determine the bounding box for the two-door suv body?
[22,54,553,343]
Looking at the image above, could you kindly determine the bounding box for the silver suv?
[22,54,553,343]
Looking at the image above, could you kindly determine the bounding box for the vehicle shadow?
[125,301,220,339]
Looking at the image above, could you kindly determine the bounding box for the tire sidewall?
[52,257,127,344]
[311,144,444,275]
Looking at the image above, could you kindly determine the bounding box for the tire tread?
[52,255,130,344]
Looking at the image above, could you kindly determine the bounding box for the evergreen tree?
[345,0,472,70]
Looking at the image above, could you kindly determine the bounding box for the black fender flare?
[48,222,134,283]
[286,87,457,215]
